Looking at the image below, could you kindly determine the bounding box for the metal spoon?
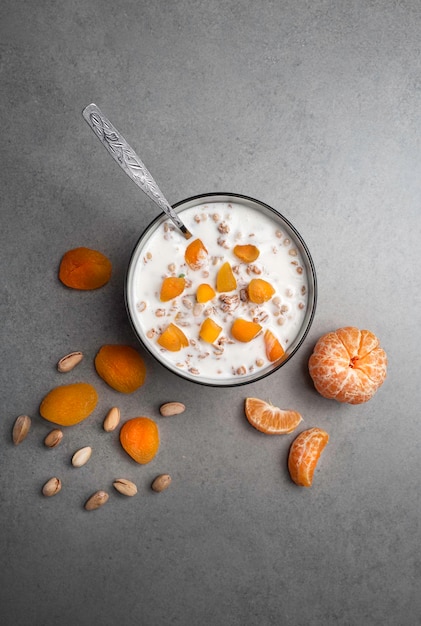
[82,103,192,239]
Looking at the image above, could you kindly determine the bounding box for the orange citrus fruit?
[119,417,159,464]
[40,382,98,426]
[308,326,387,404]
[245,397,303,434]
[94,345,146,393]
[288,427,329,487]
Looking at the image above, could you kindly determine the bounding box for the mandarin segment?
[233,244,260,263]
[308,326,387,404]
[216,262,237,292]
[59,247,112,290]
[264,329,285,362]
[231,318,262,342]
[196,283,216,303]
[160,276,186,302]
[119,417,159,464]
[40,382,98,426]
[94,345,146,393]
[157,323,189,351]
[288,427,329,487]
[247,278,275,304]
[184,238,208,270]
[245,398,302,434]
[199,318,222,344]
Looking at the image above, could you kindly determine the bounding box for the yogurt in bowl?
[125,193,317,386]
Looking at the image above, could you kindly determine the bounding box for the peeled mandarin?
[245,398,302,434]
[59,247,112,290]
[120,417,159,464]
[94,345,146,393]
[288,427,329,487]
[40,382,98,426]
[264,329,285,362]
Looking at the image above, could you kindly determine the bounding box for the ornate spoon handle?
[82,103,192,239]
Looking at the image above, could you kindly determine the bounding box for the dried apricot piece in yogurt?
[245,398,302,435]
[288,427,329,487]
[233,244,260,263]
[40,382,98,426]
[196,283,216,303]
[216,262,237,292]
[247,278,275,304]
[95,345,146,393]
[199,318,222,344]
[264,329,285,362]
[185,238,208,270]
[59,247,112,290]
[160,276,186,301]
[157,323,189,351]
[120,417,159,464]
[308,327,388,404]
[231,318,262,342]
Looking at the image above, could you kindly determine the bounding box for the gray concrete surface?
[1,1,420,625]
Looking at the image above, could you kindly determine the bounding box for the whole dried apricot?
[120,417,159,464]
[199,318,222,344]
[216,262,237,292]
[233,244,260,263]
[288,427,329,487]
[160,276,186,301]
[247,278,275,304]
[95,345,146,393]
[231,318,262,342]
[157,323,189,351]
[40,382,98,426]
[59,247,112,290]
[185,238,208,270]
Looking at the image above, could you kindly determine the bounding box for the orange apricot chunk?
[247,278,275,304]
[231,318,262,342]
[216,262,237,292]
[233,244,260,263]
[288,427,329,487]
[94,345,146,393]
[196,283,216,303]
[160,276,186,302]
[120,417,159,464]
[185,238,208,270]
[264,329,285,362]
[245,397,302,434]
[157,323,189,351]
[40,382,98,426]
[199,318,222,344]
[59,247,112,290]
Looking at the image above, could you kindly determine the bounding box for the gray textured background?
[1,1,420,625]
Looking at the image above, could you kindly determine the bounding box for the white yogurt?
[127,200,311,383]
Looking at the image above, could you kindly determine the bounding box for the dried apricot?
[199,318,222,344]
[40,382,98,426]
[185,238,208,270]
[59,247,112,290]
[288,427,329,487]
[120,417,159,464]
[231,318,262,342]
[233,244,260,263]
[160,276,186,301]
[245,398,302,434]
[247,278,275,304]
[157,323,189,351]
[308,327,388,404]
[216,262,237,292]
[94,345,146,393]
[196,283,216,303]
[264,329,285,362]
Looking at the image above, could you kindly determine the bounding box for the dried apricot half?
[247,278,275,304]
[95,345,146,393]
[120,417,159,464]
[264,329,285,362]
[199,318,222,344]
[59,247,112,290]
[288,427,329,487]
[160,276,186,302]
[233,244,260,263]
[185,238,208,270]
[157,323,189,351]
[231,318,262,342]
[245,398,302,434]
[216,262,237,292]
[40,382,98,426]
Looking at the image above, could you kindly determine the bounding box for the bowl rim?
[125,192,317,387]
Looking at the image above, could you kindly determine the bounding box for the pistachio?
[151,474,172,492]
[113,478,138,497]
[57,351,84,372]
[103,407,121,432]
[159,402,185,417]
[84,490,109,511]
[44,429,63,448]
[12,415,31,445]
[71,446,92,467]
[42,477,62,497]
